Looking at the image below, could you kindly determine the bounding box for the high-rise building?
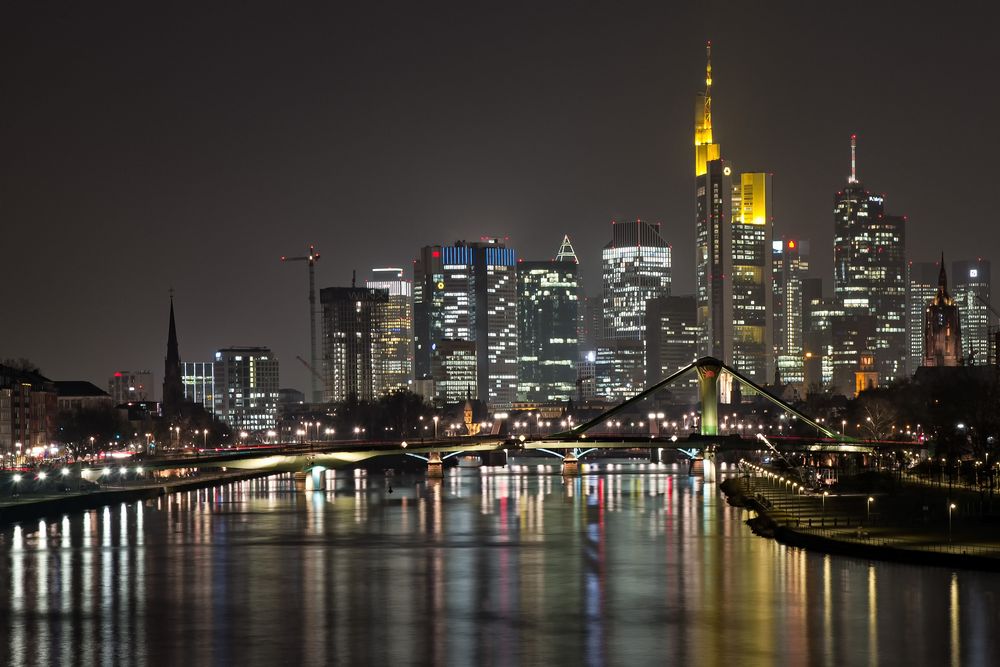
[413,239,517,407]
[692,47,772,384]
[833,135,907,381]
[907,261,940,375]
[108,370,154,405]
[366,268,414,392]
[645,295,699,401]
[213,347,280,432]
[181,362,215,413]
[517,236,580,402]
[320,286,388,402]
[772,239,809,383]
[804,297,844,389]
[729,172,774,382]
[598,219,671,398]
[431,340,478,404]
[951,258,991,365]
[924,257,962,367]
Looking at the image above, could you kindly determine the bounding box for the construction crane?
[295,355,324,384]
[281,245,321,402]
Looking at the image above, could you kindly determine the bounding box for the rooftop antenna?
[848,134,858,184]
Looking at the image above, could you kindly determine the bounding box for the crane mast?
[281,245,321,402]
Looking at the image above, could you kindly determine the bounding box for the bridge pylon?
[696,357,722,484]
[427,451,443,478]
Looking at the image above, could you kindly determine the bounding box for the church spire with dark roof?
[162,293,184,416]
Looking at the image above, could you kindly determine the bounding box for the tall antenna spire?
[704,41,713,134]
[848,134,858,184]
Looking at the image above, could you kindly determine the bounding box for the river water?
[1,466,999,666]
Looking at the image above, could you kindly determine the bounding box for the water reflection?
[0,469,998,665]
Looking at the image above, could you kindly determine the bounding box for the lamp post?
[948,502,956,543]
[867,496,874,522]
[433,415,439,439]
[822,490,829,526]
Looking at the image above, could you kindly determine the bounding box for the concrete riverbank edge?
[0,470,274,526]
[720,479,1000,572]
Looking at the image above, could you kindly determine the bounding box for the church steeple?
[935,252,953,304]
[162,293,184,415]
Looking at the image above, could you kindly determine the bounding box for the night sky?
[3,1,997,395]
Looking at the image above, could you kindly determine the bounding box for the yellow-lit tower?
[694,41,721,177]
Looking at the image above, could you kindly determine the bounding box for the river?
[1,465,998,666]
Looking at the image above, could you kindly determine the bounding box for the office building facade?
[517,240,579,402]
[598,219,671,398]
[413,239,517,407]
[181,362,215,413]
[951,258,991,365]
[320,286,388,402]
[108,370,154,405]
[366,268,414,393]
[213,347,280,432]
[833,135,907,381]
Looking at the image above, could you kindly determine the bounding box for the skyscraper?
[413,239,517,407]
[924,257,962,367]
[320,286,388,402]
[517,236,580,402]
[213,347,279,432]
[951,258,992,365]
[366,268,414,392]
[598,219,671,398]
[644,295,699,401]
[730,171,774,382]
[833,135,907,381]
[908,260,940,375]
[693,46,773,384]
[773,239,809,383]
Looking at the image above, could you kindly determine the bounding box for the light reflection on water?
[0,469,998,666]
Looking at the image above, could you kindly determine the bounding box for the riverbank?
[0,469,274,526]
[721,476,1000,572]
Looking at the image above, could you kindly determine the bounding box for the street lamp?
[433,415,439,439]
[867,496,874,521]
[948,502,957,542]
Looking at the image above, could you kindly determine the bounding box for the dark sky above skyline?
[3,1,998,395]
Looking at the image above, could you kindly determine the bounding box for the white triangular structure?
[555,235,578,263]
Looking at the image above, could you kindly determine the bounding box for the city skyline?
[4,3,998,392]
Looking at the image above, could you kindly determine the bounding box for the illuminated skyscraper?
[517,236,579,402]
[772,239,809,383]
[693,45,773,384]
[413,239,517,407]
[213,347,280,432]
[951,258,991,365]
[366,268,413,392]
[907,260,940,375]
[598,220,671,398]
[729,172,773,382]
[319,286,388,402]
[833,135,907,382]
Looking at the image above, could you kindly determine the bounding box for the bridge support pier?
[649,447,662,464]
[426,451,444,478]
[293,470,308,492]
[307,467,326,491]
[561,454,579,476]
[703,447,717,484]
